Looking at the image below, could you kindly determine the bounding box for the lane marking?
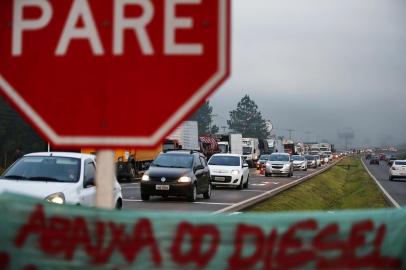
[121,183,140,187]
[361,158,401,209]
[123,199,233,206]
[193,202,234,206]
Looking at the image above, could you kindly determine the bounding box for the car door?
[81,159,97,207]
[199,156,210,189]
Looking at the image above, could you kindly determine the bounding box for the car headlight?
[141,174,150,181]
[231,170,240,175]
[266,162,271,166]
[45,192,65,204]
[178,176,192,183]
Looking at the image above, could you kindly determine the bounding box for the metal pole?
[96,150,115,209]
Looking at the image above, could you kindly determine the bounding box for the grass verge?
[248,157,389,212]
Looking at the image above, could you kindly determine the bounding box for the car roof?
[271,153,290,156]
[24,152,95,160]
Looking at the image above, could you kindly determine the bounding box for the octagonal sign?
[0,0,230,148]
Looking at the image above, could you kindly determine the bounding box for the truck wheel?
[141,193,150,201]
[203,184,211,199]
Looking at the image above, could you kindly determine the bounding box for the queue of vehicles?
[0,120,342,205]
[365,150,406,182]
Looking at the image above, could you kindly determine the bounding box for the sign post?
[95,150,115,209]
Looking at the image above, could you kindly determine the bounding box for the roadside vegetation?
[248,157,389,212]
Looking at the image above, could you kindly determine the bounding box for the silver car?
[265,153,293,177]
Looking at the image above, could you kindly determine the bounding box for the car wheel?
[237,177,243,190]
[187,184,197,202]
[243,175,249,189]
[203,184,211,199]
[141,193,150,201]
[389,176,394,181]
[265,172,270,177]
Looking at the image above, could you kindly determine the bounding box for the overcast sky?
[209,0,406,149]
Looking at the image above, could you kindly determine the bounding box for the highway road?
[362,155,406,207]
[121,163,335,213]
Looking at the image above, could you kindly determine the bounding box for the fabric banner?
[0,193,405,269]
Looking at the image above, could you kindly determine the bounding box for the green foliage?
[248,157,389,212]
[189,101,216,136]
[0,96,46,169]
[227,95,269,139]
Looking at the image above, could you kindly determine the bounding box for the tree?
[227,95,269,138]
[0,96,46,170]
[189,101,217,136]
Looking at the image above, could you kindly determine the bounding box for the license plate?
[156,185,169,190]
[214,177,225,181]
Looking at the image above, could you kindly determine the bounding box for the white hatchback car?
[389,160,406,181]
[208,154,249,189]
[0,152,123,209]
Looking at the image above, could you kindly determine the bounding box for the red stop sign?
[0,0,230,148]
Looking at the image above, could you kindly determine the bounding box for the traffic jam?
[0,120,343,212]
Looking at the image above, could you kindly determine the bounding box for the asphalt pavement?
[121,164,334,213]
[362,155,406,207]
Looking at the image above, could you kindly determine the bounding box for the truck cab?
[242,138,260,168]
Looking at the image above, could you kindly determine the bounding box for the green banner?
[0,193,405,269]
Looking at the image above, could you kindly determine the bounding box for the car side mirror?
[243,163,249,168]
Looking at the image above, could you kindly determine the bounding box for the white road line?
[121,183,140,187]
[193,202,234,206]
[361,158,401,209]
[123,199,233,206]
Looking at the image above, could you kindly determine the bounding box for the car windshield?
[1,156,81,183]
[259,155,269,160]
[292,156,305,161]
[305,155,315,160]
[269,154,289,162]
[209,156,240,166]
[151,154,193,168]
[243,147,252,155]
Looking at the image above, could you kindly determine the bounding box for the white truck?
[242,138,260,167]
[218,134,243,155]
[166,121,199,151]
